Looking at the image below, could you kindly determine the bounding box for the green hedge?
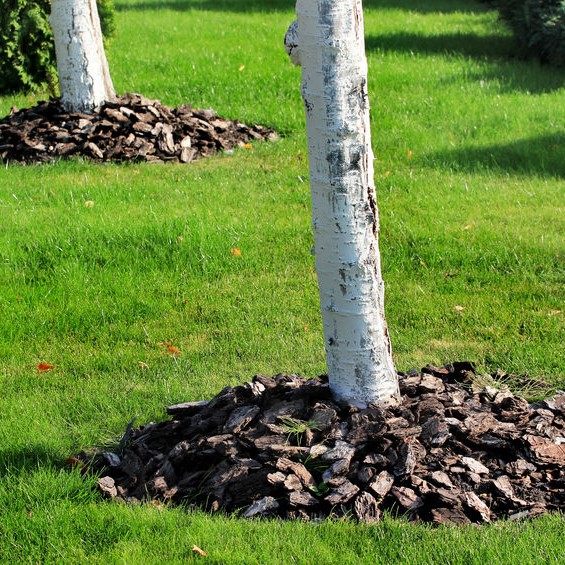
[0,0,115,95]
[495,0,565,65]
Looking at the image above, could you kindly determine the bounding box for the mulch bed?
[0,93,277,164]
[75,362,565,525]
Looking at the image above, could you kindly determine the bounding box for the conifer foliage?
[0,0,115,94]
[494,0,565,66]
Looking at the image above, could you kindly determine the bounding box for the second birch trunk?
[50,0,115,113]
[286,0,400,407]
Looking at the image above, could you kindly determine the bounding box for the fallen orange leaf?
[168,345,181,356]
[242,143,253,150]
[230,247,242,257]
[66,456,88,475]
[37,362,55,372]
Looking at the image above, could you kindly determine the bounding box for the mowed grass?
[0,0,564,562]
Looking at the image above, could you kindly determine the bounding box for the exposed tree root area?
[76,363,565,525]
[0,93,277,164]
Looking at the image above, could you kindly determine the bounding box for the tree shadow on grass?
[425,133,565,178]
[115,0,294,13]
[364,0,492,14]
[366,31,513,60]
[115,0,490,14]
[0,445,61,474]
[366,32,565,94]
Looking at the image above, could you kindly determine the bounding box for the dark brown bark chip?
[79,363,565,525]
[325,480,360,505]
[391,486,424,510]
[369,470,395,499]
[354,491,381,524]
[432,507,471,525]
[420,416,450,447]
[243,496,279,518]
[289,490,319,507]
[276,458,315,489]
[0,95,277,164]
[223,405,261,434]
[167,400,208,416]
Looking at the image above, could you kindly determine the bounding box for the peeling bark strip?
[50,0,115,112]
[286,1,399,407]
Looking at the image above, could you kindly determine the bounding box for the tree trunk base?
[76,362,565,525]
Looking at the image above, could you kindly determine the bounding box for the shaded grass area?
[426,133,565,177]
[1,0,564,561]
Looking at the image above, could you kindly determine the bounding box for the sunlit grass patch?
[0,0,564,561]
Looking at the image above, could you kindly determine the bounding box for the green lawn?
[1,0,564,562]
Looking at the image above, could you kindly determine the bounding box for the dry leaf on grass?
[65,457,87,474]
[158,341,181,356]
[192,545,208,557]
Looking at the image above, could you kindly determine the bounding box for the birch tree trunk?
[50,0,115,112]
[285,0,400,407]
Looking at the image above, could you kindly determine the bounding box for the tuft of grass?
[279,415,321,446]
[469,369,557,401]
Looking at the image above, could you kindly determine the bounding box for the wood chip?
[325,480,360,505]
[391,486,424,510]
[289,490,319,507]
[464,491,491,522]
[354,491,381,524]
[461,456,490,475]
[243,496,279,518]
[524,435,565,464]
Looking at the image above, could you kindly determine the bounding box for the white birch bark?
[285,0,400,407]
[50,0,115,112]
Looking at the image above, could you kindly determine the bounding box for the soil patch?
[0,93,277,164]
[76,362,565,525]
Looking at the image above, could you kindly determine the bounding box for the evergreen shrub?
[495,0,565,65]
[0,0,115,94]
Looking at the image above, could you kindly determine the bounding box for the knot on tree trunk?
[284,20,301,66]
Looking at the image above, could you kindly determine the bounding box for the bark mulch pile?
[76,362,565,525]
[0,93,277,164]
